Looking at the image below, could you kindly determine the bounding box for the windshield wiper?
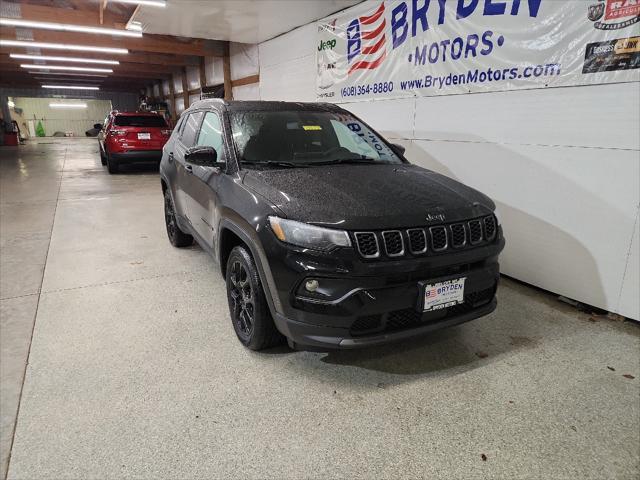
[306,157,378,166]
[240,160,304,168]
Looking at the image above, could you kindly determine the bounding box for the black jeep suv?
[160,100,504,350]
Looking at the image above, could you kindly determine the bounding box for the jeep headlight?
[268,216,351,251]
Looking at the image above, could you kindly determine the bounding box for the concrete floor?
[0,138,638,480]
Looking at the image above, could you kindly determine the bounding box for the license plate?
[421,277,466,311]
[137,132,151,140]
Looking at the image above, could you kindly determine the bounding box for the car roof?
[188,99,346,114]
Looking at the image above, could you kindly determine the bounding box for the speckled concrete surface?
[2,138,639,480]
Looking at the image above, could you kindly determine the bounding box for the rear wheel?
[164,190,192,247]
[226,245,283,350]
[106,153,119,174]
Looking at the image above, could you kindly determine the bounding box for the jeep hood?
[242,164,495,230]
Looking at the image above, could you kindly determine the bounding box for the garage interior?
[0,1,639,479]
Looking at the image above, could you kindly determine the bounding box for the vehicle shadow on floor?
[317,316,523,378]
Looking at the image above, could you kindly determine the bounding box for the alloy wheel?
[164,194,177,240]
[229,260,254,337]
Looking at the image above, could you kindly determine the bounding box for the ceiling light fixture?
[49,103,88,109]
[42,85,100,90]
[29,72,109,77]
[126,21,143,32]
[21,64,113,73]
[10,54,119,65]
[0,40,128,54]
[113,0,166,7]
[0,18,142,37]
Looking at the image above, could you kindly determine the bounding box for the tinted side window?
[180,112,203,147]
[196,112,226,161]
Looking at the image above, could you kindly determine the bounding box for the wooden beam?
[199,56,207,89]
[231,74,259,88]
[223,43,232,101]
[100,0,108,25]
[14,3,127,30]
[168,73,176,120]
[181,67,189,110]
[0,29,223,57]
[0,55,180,74]
[0,48,201,66]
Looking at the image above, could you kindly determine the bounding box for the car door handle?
[168,152,174,163]
[185,164,193,174]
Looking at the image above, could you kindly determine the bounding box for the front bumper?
[275,298,496,349]
[110,150,162,162]
[261,230,505,350]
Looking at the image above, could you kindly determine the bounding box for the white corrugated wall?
[12,97,113,137]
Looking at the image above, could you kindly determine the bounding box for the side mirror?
[391,143,406,156]
[185,145,222,168]
[94,123,103,130]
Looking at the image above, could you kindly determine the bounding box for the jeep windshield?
[230,110,403,167]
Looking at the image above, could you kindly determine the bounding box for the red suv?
[99,111,171,174]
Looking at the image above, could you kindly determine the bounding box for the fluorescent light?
[113,0,166,7]
[21,64,113,73]
[0,40,128,55]
[126,21,143,32]
[0,18,142,37]
[10,54,119,65]
[49,103,87,109]
[7,100,15,108]
[29,71,108,77]
[42,85,100,90]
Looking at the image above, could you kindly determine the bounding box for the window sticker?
[303,125,323,131]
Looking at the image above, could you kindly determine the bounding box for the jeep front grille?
[354,232,379,258]
[352,215,497,259]
[468,220,483,244]
[407,229,427,254]
[450,223,466,248]
[382,231,404,257]
[484,215,497,241]
[430,226,448,251]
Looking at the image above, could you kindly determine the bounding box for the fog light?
[305,279,319,292]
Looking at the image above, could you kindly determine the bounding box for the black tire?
[226,245,283,350]
[99,148,107,165]
[106,153,119,174]
[163,189,193,247]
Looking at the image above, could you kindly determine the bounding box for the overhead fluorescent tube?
[113,0,166,7]
[29,72,108,77]
[0,40,128,54]
[0,18,142,37]
[49,103,87,108]
[21,64,113,73]
[10,54,119,65]
[42,85,100,90]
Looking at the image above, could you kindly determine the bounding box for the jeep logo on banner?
[315,0,640,102]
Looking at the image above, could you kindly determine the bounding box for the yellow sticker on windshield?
[302,125,322,131]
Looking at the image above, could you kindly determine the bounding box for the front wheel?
[226,245,283,350]
[164,190,192,247]
[99,148,107,165]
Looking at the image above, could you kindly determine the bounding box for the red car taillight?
[161,129,171,136]
[109,129,127,136]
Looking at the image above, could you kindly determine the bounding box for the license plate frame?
[137,132,151,140]
[419,277,466,312]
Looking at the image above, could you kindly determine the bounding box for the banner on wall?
[315,0,640,101]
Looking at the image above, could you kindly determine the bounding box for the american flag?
[347,2,387,75]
